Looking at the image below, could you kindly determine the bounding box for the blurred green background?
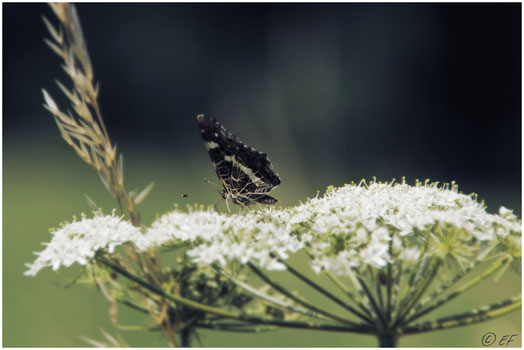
[3,3,521,347]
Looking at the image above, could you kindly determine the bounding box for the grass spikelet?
[42,4,138,225]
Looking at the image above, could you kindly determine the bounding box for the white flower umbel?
[27,180,521,278]
[25,213,142,276]
[140,180,521,278]
[144,208,303,271]
[287,180,521,276]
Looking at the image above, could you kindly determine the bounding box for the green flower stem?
[324,270,352,296]
[181,328,190,347]
[247,262,363,327]
[395,241,430,318]
[100,258,374,334]
[196,320,371,333]
[401,296,521,334]
[305,249,373,319]
[393,259,441,328]
[323,269,373,318]
[356,276,388,328]
[435,296,521,323]
[386,243,393,322]
[407,233,429,286]
[402,257,508,326]
[117,298,149,314]
[413,256,484,313]
[216,266,330,321]
[375,272,385,312]
[378,333,398,347]
[272,254,374,325]
[196,322,277,333]
[390,264,402,320]
[394,259,437,320]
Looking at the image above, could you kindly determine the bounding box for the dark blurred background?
[3,3,521,347]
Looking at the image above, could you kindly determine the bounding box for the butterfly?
[196,114,281,207]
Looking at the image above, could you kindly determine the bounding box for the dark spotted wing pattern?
[197,114,281,205]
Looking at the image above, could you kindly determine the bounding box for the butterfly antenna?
[204,178,221,188]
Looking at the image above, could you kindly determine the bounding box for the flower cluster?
[144,208,302,270]
[287,180,521,274]
[26,180,521,277]
[25,212,142,276]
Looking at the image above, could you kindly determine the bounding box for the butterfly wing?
[196,114,280,203]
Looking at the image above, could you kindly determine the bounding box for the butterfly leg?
[213,201,221,213]
[225,198,231,213]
